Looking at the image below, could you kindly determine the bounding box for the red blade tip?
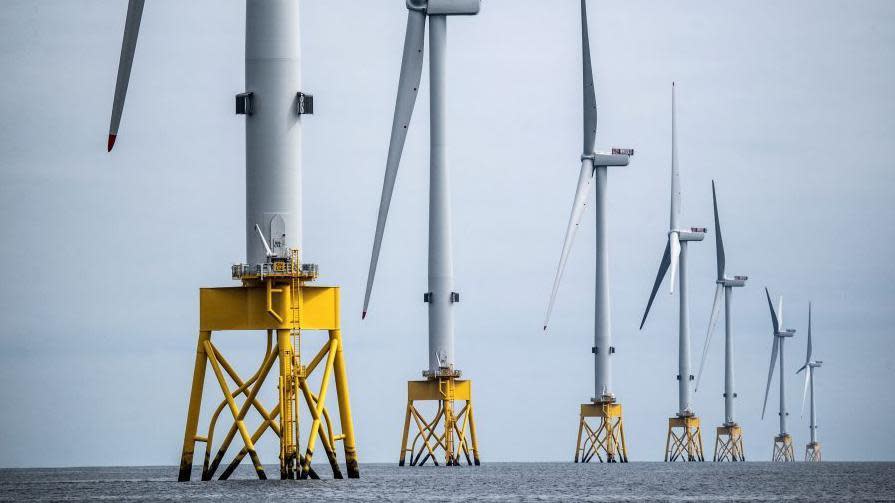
[362,311,367,320]
[107,134,117,152]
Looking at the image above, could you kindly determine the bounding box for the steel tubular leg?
[277,330,298,479]
[178,330,211,482]
[399,402,413,466]
[443,399,456,466]
[466,399,480,466]
[574,415,585,463]
[619,419,628,462]
[714,432,721,462]
[331,329,360,478]
[664,422,672,462]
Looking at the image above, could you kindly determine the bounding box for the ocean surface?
[1,463,893,502]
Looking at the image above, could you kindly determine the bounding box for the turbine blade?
[639,241,671,330]
[362,10,426,319]
[669,82,680,231]
[800,367,811,417]
[765,287,780,334]
[543,161,595,330]
[712,180,725,280]
[761,335,780,420]
[581,0,596,156]
[668,232,680,294]
[807,302,813,363]
[695,283,723,392]
[108,0,146,151]
[777,296,785,328]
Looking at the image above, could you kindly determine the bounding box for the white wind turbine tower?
[543,0,632,464]
[762,288,797,462]
[798,303,823,461]
[694,181,748,461]
[362,0,481,467]
[639,83,706,462]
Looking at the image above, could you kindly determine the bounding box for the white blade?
[580,0,596,156]
[801,366,811,417]
[639,241,671,330]
[543,161,594,330]
[711,180,725,281]
[695,283,723,392]
[761,335,779,420]
[362,10,426,319]
[778,296,784,328]
[765,288,780,334]
[668,231,680,294]
[669,82,680,231]
[108,0,146,151]
[806,302,813,363]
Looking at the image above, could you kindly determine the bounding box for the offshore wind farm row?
[102,0,828,480]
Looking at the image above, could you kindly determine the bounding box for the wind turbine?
[762,288,797,462]
[362,0,481,467]
[639,83,706,462]
[798,303,823,461]
[107,0,360,481]
[543,0,632,464]
[694,181,747,462]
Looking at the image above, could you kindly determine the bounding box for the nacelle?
[407,0,481,15]
[776,329,796,338]
[678,228,705,242]
[723,276,747,287]
[590,152,629,167]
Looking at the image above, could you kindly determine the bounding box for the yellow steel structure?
[772,434,795,462]
[177,252,359,481]
[665,416,705,462]
[398,377,480,466]
[574,402,628,463]
[805,441,822,462]
[713,425,745,462]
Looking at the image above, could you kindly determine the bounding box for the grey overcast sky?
[1,0,893,467]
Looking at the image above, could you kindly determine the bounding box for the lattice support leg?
[574,402,628,463]
[713,425,745,462]
[805,442,822,462]
[398,378,479,467]
[177,278,359,482]
[773,434,795,462]
[665,416,704,462]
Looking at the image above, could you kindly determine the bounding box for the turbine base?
[574,401,628,463]
[772,434,796,462]
[398,377,480,466]
[713,424,745,462]
[805,441,822,462]
[177,253,359,481]
[665,416,705,462]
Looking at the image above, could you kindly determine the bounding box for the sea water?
[1,462,893,502]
